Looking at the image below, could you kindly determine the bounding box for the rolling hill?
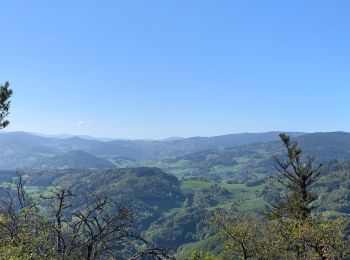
[0,131,305,169]
[1,131,350,173]
[151,131,350,181]
[30,150,115,169]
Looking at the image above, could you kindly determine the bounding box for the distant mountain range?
[28,132,121,142]
[154,131,350,180]
[1,131,350,170]
[0,131,305,169]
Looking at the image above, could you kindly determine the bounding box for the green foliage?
[212,210,272,259]
[145,207,209,249]
[211,210,350,259]
[193,184,230,208]
[0,192,58,259]
[0,81,12,129]
[271,217,350,259]
[312,160,350,214]
[189,251,221,260]
[176,235,224,259]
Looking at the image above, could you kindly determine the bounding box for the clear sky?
[1,1,349,139]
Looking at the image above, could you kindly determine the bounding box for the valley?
[0,131,349,258]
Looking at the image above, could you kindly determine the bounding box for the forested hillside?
[30,150,115,169]
[1,156,350,258]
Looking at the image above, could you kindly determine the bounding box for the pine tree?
[267,133,350,259]
[268,132,321,221]
[0,81,13,129]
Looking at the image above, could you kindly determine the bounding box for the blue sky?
[0,1,349,139]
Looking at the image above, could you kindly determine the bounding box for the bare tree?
[48,188,174,259]
[0,175,174,259]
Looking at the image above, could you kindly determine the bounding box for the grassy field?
[181,179,215,191]
[181,179,266,211]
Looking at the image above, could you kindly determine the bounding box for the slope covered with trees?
[30,150,115,169]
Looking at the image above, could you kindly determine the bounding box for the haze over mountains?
[31,150,115,169]
[1,131,350,171]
